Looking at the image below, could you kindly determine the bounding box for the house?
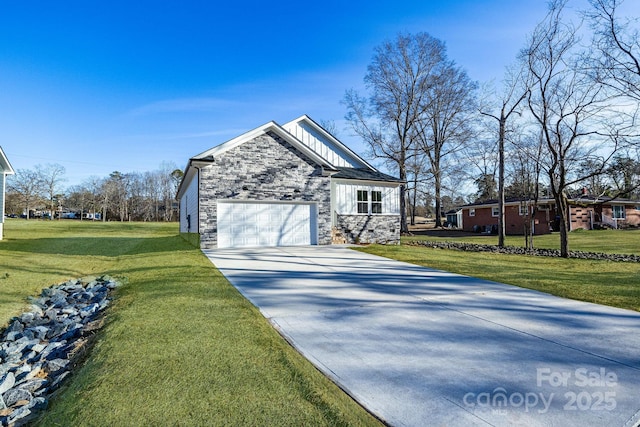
[0,146,15,240]
[460,195,640,235]
[177,115,403,249]
[445,209,462,228]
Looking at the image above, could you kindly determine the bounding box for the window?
[491,207,500,217]
[469,208,475,217]
[519,204,528,216]
[357,189,383,214]
[612,205,626,219]
[357,190,368,214]
[371,191,382,214]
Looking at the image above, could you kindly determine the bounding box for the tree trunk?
[434,169,442,227]
[498,113,506,247]
[399,161,409,233]
[557,194,570,258]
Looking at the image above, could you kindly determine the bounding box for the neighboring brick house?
[177,115,402,249]
[460,195,640,235]
[0,146,15,240]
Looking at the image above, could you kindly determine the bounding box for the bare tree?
[406,147,428,225]
[522,0,620,257]
[413,56,478,227]
[344,32,450,233]
[37,163,66,218]
[479,68,528,246]
[6,169,43,219]
[587,0,640,101]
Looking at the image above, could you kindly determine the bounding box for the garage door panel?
[217,201,317,248]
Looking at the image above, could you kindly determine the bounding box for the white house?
[177,115,403,249]
[0,146,15,240]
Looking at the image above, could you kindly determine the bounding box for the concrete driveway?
[204,246,640,427]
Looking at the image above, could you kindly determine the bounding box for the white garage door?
[217,201,318,248]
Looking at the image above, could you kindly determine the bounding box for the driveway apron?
[204,246,640,427]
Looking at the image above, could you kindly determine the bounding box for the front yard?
[0,220,381,426]
[2,220,638,425]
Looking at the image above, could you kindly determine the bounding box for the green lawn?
[0,220,381,427]
[357,243,640,312]
[403,228,640,255]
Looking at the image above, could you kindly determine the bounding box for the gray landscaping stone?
[15,378,47,393]
[44,359,69,375]
[2,388,32,407]
[0,276,118,422]
[5,321,22,335]
[0,372,15,395]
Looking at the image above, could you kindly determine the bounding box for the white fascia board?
[176,164,197,200]
[331,177,401,188]
[285,115,376,171]
[0,147,15,175]
[191,122,278,160]
[193,121,336,171]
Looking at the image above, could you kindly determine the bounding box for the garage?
[217,201,318,248]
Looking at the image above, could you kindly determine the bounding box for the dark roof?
[462,195,640,209]
[331,167,404,183]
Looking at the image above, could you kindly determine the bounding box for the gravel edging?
[0,276,120,426]
[407,240,640,262]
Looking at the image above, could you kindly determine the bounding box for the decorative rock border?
[407,240,640,262]
[0,276,119,426]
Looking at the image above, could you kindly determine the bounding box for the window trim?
[519,204,528,216]
[357,190,368,214]
[612,204,626,219]
[469,208,475,217]
[491,206,500,217]
[371,190,382,214]
[356,189,384,215]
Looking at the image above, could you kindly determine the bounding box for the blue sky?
[2,0,632,187]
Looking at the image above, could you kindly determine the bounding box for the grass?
[0,219,381,427]
[357,243,640,312]
[403,228,640,255]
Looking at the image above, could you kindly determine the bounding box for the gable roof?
[191,120,337,170]
[177,120,339,199]
[0,146,15,175]
[177,115,402,199]
[462,195,640,209]
[283,115,376,171]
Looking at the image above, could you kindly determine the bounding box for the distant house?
[0,146,15,240]
[177,115,403,249]
[445,209,462,228]
[461,194,640,235]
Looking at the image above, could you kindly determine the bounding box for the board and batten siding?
[332,180,400,216]
[283,121,361,168]
[179,172,199,233]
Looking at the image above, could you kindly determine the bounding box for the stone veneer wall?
[198,131,332,249]
[335,214,400,244]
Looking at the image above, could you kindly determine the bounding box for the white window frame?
[356,189,383,215]
[519,204,528,216]
[469,208,475,217]
[371,190,382,214]
[491,206,500,217]
[357,190,368,214]
[612,205,626,219]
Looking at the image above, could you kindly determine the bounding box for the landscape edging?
[406,240,640,262]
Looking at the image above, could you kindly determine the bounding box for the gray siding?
[198,131,331,249]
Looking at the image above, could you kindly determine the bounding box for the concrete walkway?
[204,246,640,427]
